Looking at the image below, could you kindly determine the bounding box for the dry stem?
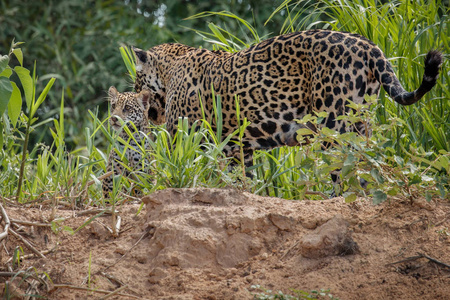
[0,203,11,241]
[8,228,46,259]
[51,284,142,299]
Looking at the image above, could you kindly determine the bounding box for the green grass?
[0,0,448,211]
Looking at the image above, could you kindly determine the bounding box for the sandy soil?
[0,188,449,299]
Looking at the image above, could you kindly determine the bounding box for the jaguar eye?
[124,105,132,112]
[111,103,116,110]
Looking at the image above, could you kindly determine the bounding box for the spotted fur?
[132,29,442,179]
[102,86,152,198]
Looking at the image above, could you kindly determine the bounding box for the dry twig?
[0,271,39,279]
[5,246,57,263]
[281,241,301,260]
[417,252,450,269]
[102,226,153,271]
[387,252,450,269]
[8,228,46,259]
[98,285,129,300]
[100,272,125,287]
[51,284,142,299]
[0,203,11,241]
[10,218,52,227]
[435,214,450,227]
[76,209,118,217]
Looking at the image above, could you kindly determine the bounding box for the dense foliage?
[0,0,284,148]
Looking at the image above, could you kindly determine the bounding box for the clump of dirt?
[0,188,449,299]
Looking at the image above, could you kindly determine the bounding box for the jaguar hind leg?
[228,149,254,177]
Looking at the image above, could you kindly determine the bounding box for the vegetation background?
[0,0,285,148]
[0,0,449,204]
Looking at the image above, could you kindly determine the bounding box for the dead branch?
[76,209,118,217]
[387,252,450,270]
[417,252,450,269]
[98,285,128,300]
[434,214,450,227]
[387,255,423,266]
[10,218,52,227]
[0,271,39,279]
[5,246,57,263]
[119,191,141,202]
[0,203,11,241]
[99,272,125,287]
[51,284,142,299]
[102,226,153,271]
[8,228,46,259]
[281,240,300,260]
[0,195,18,206]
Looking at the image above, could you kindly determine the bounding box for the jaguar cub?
[102,86,153,198]
[131,29,442,189]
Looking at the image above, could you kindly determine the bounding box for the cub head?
[108,86,150,134]
[108,87,165,134]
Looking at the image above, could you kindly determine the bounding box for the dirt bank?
[1,188,449,299]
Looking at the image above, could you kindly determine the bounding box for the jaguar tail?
[377,50,443,105]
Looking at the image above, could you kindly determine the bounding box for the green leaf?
[315,111,329,118]
[72,211,105,235]
[425,191,432,203]
[394,155,404,166]
[119,46,136,81]
[296,128,314,137]
[0,123,3,149]
[12,48,23,66]
[341,164,353,177]
[299,157,315,169]
[408,174,422,186]
[387,188,399,196]
[344,153,357,166]
[322,127,338,137]
[345,193,357,203]
[14,66,33,109]
[30,77,55,118]
[208,23,229,47]
[7,82,22,128]
[296,114,315,124]
[0,55,9,74]
[63,226,74,234]
[0,77,13,115]
[421,174,434,182]
[370,168,384,184]
[0,68,12,78]
[372,190,387,204]
[437,183,446,197]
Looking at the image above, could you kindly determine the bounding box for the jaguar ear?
[108,86,119,103]
[133,47,149,64]
[138,90,150,111]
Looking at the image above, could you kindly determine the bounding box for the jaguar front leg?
[102,148,127,199]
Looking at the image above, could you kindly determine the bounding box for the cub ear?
[138,90,150,111]
[108,86,119,102]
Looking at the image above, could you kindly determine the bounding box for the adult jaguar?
[132,29,442,185]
